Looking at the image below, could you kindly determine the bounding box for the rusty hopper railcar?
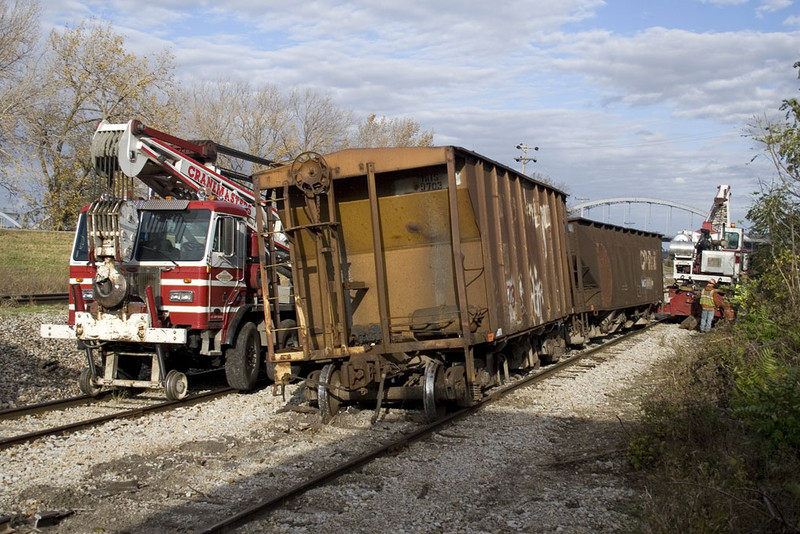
[253,146,572,421]
[565,218,663,344]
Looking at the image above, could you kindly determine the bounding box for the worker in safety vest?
[699,280,717,333]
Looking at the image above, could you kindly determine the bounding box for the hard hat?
[709,279,716,285]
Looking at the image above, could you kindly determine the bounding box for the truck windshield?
[723,231,740,250]
[136,210,211,262]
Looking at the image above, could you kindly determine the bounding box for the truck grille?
[127,268,161,303]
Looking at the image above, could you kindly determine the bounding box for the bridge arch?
[568,197,708,236]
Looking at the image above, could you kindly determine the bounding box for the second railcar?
[253,146,572,420]
[566,218,663,343]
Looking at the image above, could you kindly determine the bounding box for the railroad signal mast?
[41,120,294,400]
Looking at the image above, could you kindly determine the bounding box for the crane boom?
[91,119,273,213]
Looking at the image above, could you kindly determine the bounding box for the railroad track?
[0,292,70,305]
[195,322,659,534]
[0,393,108,420]
[0,387,235,450]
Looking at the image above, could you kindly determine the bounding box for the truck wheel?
[225,322,260,391]
[164,370,188,401]
[79,367,102,397]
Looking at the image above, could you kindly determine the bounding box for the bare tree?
[289,87,354,154]
[0,0,41,195]
[19,20,176,229]
[352,113,434,148]
[179,78,240,147]
[180,82,355,172]
[237,83,295,167]
[179,80,294,174]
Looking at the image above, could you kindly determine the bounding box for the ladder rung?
[264,295,294,301]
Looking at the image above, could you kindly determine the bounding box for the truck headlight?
[169,290,195,303]
[81,289,94,301]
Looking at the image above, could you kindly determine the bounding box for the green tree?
[747,60,800,312]
[20,21,176,229]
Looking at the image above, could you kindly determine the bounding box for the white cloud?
[534,28,799,124]
[34,0,795,230]
[756,0,794,17]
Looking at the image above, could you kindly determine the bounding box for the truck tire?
[225,322,260,391]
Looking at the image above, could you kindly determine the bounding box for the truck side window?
[73,213,89,261]
[214,216,236,256]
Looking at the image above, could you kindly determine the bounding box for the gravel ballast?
[0,310,691,532]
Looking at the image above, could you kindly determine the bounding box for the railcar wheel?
[318,364,343,424]
[423,360,447,422]
[164,370,188,401]
[79,367,102,397]
[304,369,322,407]
[225,322,261,391]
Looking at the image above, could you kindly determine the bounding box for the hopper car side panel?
[257,147,572,352]
[461,153,571,339]
[253,146,573,407]
[566,218,662,340]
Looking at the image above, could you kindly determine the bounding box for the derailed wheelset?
[304,357,469,423]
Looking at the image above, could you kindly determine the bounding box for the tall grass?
[0,229,73,295]
[630,312,800,533]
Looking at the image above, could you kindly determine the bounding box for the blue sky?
[33,0,800,234]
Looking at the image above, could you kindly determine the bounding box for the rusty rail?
[195,321,662,534]
[0,388,235,450]
[0,293,70,305]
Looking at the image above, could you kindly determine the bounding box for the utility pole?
[514,143,538,175]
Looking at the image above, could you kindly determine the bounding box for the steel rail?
[0,368,227,421]
[0,393,108,420]
[0,388,235,450]
[0,292,70,305]
[195,322,661,534]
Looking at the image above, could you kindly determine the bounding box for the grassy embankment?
[630,295,800,532]
[0,229,73,295]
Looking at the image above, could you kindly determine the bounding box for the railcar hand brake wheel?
[290,152,330,198]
